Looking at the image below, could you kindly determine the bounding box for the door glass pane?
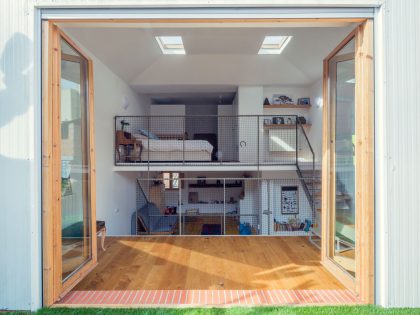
[60,39,91,281]
[330,38,356,277]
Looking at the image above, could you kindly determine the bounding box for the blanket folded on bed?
[139,139,213,154]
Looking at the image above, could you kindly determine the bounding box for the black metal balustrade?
[133,177,317,236]
[114,115,314,168]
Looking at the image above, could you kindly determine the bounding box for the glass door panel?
[328,38,356,277]
[60,39,91,281]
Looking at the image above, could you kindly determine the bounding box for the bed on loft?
[116,130,214,163]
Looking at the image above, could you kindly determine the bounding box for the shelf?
[263,124,312,129]
[264,104,312,109]
[189,182,243,188]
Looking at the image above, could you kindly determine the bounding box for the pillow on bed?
[132,133,148,140]
[138,128,159,140]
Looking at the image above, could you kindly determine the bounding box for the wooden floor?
[74,236,344,291]
[174,216,257,235]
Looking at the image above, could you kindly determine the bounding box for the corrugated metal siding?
[0,0,40,311]
[34,0,381,8]
[382,0,420,308]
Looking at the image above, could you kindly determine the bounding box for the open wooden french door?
[42,23,97,306]
[321,20,374,303]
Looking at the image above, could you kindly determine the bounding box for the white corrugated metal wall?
[0,0,41,311]
[378,0,420,308]
[1,0,420,310]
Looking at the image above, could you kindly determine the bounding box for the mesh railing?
[115,115,312,167]
[133,177,315,236]
[296,121,316,222]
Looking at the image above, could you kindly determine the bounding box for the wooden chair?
[115,130,142,162]
[96,220,106,251]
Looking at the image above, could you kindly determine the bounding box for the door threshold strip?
[56,289,360,307]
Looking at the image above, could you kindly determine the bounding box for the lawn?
[9,306,420,315]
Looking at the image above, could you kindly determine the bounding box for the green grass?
[8,306,420,315]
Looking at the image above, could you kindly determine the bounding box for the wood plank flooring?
[74,236,344,291]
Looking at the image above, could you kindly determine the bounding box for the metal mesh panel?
[261,115,298,165]
[134,176,316,236]
[115,115,314,167]
[236,116,259,165]
[269,178,315,236]
[135,178,180,235]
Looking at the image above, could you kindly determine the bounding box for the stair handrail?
[296,118,316,222]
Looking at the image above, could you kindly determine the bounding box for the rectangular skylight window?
[155,36,185,55]
[258,36,292,55]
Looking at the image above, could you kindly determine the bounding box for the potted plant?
[120,119,130,131]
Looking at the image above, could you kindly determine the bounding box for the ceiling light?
[258,36,292,55]
[155,36,185,55]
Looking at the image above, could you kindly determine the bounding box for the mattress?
[137,139,213,162]
[141,151,211,161]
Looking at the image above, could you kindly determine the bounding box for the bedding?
[130,135,214,162]
[137,128,159,140]
[140,139,213,154]
[141,151,211,162]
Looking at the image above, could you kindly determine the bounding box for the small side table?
[96,220,106,251]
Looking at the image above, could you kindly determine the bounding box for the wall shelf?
[263,124,312,129]
[264,104,312,109]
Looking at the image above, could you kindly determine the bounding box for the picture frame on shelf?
[272,94,294,105]
[272,116,285,125]
[285,116,296,125]
[297,97,311,105]
[263,118,272,125]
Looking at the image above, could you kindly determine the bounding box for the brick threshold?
[56,289,361,307]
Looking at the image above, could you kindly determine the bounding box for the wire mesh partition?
[134,177,316,236]
[115,115,313,167]
[296,121,316,215]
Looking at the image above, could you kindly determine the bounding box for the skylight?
[258,36,292,55]
[155,36,185,55]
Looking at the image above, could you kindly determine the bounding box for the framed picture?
[285,116,296,125]
[297,97,311,105]
[272,94,293,105]
[263,118,272,125]
[188,192,199,204]
[281,186,299,215]
[272,116,285,125]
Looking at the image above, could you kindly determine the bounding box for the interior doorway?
[42,17,374,306]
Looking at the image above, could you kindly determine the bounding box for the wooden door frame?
[41,17,374,306]
[321,20,374,304]
[42,21,97,306]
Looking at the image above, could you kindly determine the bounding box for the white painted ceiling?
[64,24,354,97]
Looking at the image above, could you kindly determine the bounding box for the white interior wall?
[185,104,218,137]
[237,86,263,162]
[149,104,185,135]
[308,79,323,165]
[64,30,151,236]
